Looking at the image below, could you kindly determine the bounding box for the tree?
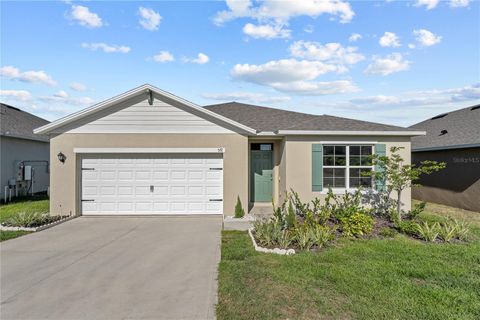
[234,196,245,218]
[367,146,445,222]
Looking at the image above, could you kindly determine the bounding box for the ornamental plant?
[234,196,245,218]
[366,147,446,222]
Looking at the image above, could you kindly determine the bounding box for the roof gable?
[64,98,235,134]
[34,84,256,135]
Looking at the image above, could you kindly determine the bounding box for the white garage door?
[81,154,223,215]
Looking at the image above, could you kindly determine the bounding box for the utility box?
[24,166,32,181]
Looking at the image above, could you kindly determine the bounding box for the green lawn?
[217,202,480,320]
[0,197,49,241]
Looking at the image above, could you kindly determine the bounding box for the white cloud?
[413,29,442,47]
[302,83,480,126]
[270,80,359,95]
[202,92,291,104]
[40,93,95,106]
[349,33,362,42]
[304,24,314,33]
[408,43,416,49]
[350,95,401,105]
[185,53,210,64]
[232,59,341,84]
[242,23,291,39]
[69,5,103,28]
[364,53,410,76]
[54,90,69,99]
[0,66,57,86]
[415,0,439,10]
[70,82,87,91]
[0,89,32,101]
[379,32,401,47]
[350,83,480,107]
[138,7,162,31]
[289,41,365,66]
[449,0,470,7]
[231,59,358,95]
[81,42,131,53]
[152,51,175,63]
[214,0,355,25]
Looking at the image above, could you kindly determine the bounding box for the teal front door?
[250,145,273,202]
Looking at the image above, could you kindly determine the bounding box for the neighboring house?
[34,84,424,217]
[0,103,50,200]
[410,105,480,212]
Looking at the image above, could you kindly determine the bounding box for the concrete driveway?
[0,216,222,320]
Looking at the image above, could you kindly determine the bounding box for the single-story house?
[1,103,50,201]
[34,84,424,217]
[410,105,480,212]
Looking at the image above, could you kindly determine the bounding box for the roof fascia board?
[0,133,49,142]
[276,130,426,136]
[412,143,480,152]
[34,84,256,135]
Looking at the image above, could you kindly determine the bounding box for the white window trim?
[320,144,374,194]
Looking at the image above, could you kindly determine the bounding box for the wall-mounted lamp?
[57,152,66,164]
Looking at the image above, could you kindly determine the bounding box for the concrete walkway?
[0,216,222,320]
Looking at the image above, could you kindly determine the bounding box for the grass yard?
[0,197,49,241]
[217,202,480,320]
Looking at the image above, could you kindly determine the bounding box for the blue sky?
[1,0,479,127]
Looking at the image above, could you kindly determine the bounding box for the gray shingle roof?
[0,103,50,142]
[203,102,412,132]
[409,105,480,151]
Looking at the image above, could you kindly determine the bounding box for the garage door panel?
[81,154,223,215]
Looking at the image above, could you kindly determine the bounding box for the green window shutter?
[312,144,323,191]
[374,144,386,191]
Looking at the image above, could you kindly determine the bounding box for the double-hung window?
[323,145,373,190]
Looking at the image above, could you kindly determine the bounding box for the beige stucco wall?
[282,136,412,211]
[49,133,248,216]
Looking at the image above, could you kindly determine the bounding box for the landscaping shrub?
[293,224,315,251]
[5,211,50,228]
[451,220,470,241]
[253,218,283,247]
[438,219,470,242]
[406,201,426,220]
[395,220,419,236]
[438,222,457,242]
[234,196,245,218]
[277,230,293,249]
[252,189,469,251]
[330,189,365,221]
[415,221,439,242]
[310,224,335,248]
[379,227,397,238]
[340,212,374,237]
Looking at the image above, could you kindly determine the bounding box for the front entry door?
[250,144,273,202]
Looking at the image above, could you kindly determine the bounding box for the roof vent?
[471,105,480,111]
[440,129,448,136]
[431,113,447,120]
